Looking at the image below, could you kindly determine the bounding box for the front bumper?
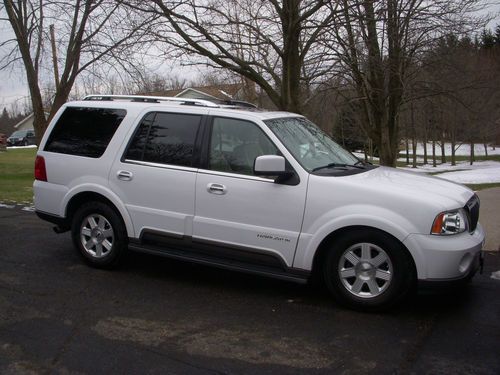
[403,223,485,281]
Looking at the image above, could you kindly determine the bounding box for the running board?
[128,243,310,284]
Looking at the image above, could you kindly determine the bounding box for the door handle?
[207,183,227,195]
[117,170,133,181]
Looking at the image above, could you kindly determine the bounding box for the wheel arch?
[63,188,134,237]
[310,225,418,282]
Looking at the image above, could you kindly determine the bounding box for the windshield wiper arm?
[312,162,365,172]
[354,159,373,166]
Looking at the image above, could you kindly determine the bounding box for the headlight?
[431,208,469,235]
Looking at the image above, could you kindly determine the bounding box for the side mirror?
[254,155,292,178]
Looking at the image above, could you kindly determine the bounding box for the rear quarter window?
[44,107,126,158]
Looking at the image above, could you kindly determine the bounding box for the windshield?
[265,117,359,172]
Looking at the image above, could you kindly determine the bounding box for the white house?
[13,113,36,131]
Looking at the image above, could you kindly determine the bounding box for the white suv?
[34,95,484,310]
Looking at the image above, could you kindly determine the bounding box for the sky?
[0,2,499,114]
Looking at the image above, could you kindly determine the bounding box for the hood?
[347,166,473,210]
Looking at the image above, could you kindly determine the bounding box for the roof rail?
[83,94,220,108]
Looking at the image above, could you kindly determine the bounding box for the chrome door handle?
[207,183,227,195]
[117,170,133,181]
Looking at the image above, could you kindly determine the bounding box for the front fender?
[293,205,422,271]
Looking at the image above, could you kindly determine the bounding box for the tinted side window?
[209,117,278,175]
[124,113,155,161]
[125,112,201,167]
[45,107,126,158]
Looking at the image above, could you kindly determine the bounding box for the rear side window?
[124,112,201,167]
[45,107,126,158]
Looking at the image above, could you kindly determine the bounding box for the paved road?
[0,206,499,374]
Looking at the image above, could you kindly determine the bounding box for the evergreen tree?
[0,108,11,134]
[495,25,500,45]
[480,28,495,49]
[0,108,8,122]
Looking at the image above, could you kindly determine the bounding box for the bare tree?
[124,0,337,114]
[1,0,154,142]
[326,0,487,166]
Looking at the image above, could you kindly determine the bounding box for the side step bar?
[128,243,310,284]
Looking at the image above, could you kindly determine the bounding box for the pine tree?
[495,25,500,46]
[0,108,8,121]
[0,108,11,134]
[480,28,495,49]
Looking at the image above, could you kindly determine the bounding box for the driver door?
[193,116,307,267]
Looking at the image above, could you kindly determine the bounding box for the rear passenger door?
[109,110,206,240]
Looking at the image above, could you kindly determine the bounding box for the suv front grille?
[465,194,480,233]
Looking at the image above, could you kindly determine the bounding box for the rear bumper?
[35,210,70,231]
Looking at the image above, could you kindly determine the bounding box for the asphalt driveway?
[0,206,499,374]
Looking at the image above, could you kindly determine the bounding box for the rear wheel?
[71,201,127,268]
[323,229,415,311]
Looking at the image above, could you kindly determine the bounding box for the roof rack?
[83,94,220,108]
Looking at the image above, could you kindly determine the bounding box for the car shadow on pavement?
[114,250,482,315]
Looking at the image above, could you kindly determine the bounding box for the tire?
[71,201,127,268]
[24,140,28,146]
[323,229,415,311]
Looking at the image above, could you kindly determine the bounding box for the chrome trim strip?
[197,168,275,182]
[123,159,198,173]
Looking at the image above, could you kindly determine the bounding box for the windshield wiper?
[312,163,365,172]
[354,159,374,166]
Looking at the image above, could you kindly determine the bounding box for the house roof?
[13,113,34,129]
[144,84,243,100]
[13,111,51,129]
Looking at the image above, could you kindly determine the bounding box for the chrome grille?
[465,195,480,233]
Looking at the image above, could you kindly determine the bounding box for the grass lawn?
[0,148,37,203]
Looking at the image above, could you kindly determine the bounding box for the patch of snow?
[0,203,15,209]
[491,271,500,281]
[352,152,379,161]
[6,145,37,149]
[401,161,500,184]
[436,168,500,184]
[403,142,500,157]
[356,151,500,184]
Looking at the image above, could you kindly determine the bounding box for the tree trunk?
[423,139,428,165]
[412,137,417,168]
[440,138,446,164]
[470,141,474,165]
[440,109,446,164]
[411,101,417,168]
[451,139,456,166]
[405,138,409,165]
[432,139,436,167]
[280,0,302,113]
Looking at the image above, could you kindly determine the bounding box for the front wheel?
[71,201,127,268]
[323,229,415,311]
